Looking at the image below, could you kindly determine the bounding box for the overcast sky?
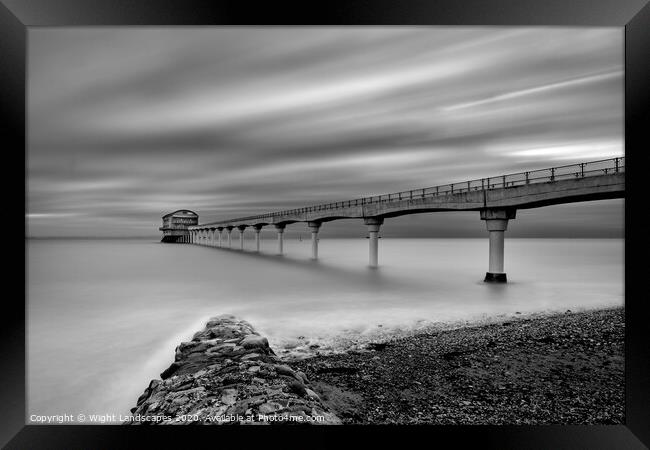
[27,27,624,238]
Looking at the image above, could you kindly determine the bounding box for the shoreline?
[289,306,624,424]
[273,305,622,362]
[127,306,624,425]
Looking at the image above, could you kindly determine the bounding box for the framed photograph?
[4,0,649,447]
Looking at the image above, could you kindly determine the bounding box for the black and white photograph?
[24,24,630,429]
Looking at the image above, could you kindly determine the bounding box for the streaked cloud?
[442,69,622,112]
[27,213,82,219]
[504,139,623,160]
[27,27,623,237]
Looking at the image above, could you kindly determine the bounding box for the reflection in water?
[27,238,623,421]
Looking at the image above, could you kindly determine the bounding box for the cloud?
[442,69,622,112]
[27,27,623,237]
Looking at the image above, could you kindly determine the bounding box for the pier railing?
[204,156,624,225]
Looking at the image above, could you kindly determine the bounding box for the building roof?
[162,209,198,219]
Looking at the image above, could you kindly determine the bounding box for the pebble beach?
[128,307,624,425]
[290,307,625,424]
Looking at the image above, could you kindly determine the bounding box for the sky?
[27,27,624,238]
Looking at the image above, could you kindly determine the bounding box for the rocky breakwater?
[128,314,341,425]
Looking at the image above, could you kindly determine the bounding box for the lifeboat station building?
[159,210,198,243]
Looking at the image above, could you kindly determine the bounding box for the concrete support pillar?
[364,217,384,268]
[254,225,263,252]
[275,224,286,255]
[308,221,321,260]
[480,209,516,283]
[210,229,216,247]
[218,228,223,248]
[227,227,233,248]
[238,226,247,250]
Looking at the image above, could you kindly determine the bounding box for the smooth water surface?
[27,237,623,421]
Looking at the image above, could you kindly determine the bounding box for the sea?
[26,237,623,423]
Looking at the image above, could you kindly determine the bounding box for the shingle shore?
[291,307,625,424]
[129,308,624,425]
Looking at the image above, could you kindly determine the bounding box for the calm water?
[27,237,623,422]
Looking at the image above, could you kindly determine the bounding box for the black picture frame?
[3,0,649,447]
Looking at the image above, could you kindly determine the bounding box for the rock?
[221,388,237,405]
[296,370,310,384]
[171,395,188,406]
[127,314,340,425]
[160,362,181,379]
[284,339,302,349]
[258,402,282,414]
[287,380,309,397]
[366,342,389,351]
[305,388,321,401]
[240,334,269,350]
[275,364,298,378]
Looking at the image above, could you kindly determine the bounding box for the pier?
[163,157,624,282]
